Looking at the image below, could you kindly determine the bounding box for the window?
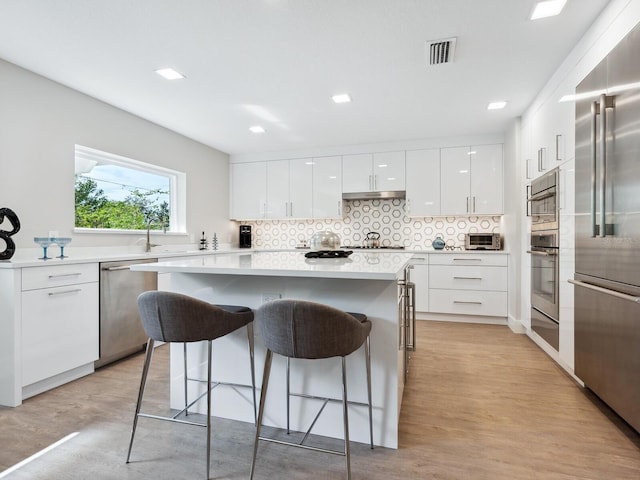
[74,145,186,233]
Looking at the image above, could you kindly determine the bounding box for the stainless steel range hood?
[342,190,406,200]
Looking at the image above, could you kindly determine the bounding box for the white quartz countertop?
[129,250,417,280]
[0,246,507,269]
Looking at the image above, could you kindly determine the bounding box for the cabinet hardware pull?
[453,300,482,305]
[569,279,639,304]
[555,134,563,161]
[48,288,82,296]
[48,272,82,278]
[466,197,470,213]
[473,196,476,212]
[369,174,372,191]
[526,159,532,180]
[412,257,427,261]
[453,276,482,280]
[452,258,482,261]
[102,265,131,271]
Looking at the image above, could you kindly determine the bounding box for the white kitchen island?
[131,250,414,449]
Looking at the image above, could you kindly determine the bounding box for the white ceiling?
[0,0,610,155]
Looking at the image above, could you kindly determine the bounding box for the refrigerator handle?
[595,94,615,238]
[590,100,598,237]
[599,94,607,238]
[569,279,640,304]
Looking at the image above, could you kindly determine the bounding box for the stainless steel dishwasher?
[96,258,158,368]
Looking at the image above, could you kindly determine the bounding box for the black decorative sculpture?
[0,208,20,260]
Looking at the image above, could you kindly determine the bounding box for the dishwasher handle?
[101,265,131,271]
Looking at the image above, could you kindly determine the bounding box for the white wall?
[0,59,235,250]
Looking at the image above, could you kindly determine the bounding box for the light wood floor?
[1,321,639,479]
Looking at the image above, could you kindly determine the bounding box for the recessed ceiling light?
[488,101,507,110]
[332,93,351,104]
[155,68,185,80]
[249,125,265,133]
[530,0,567,20]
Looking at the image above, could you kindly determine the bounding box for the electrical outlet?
[262,292,282,303]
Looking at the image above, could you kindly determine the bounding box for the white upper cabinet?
[405,149,440,217]
[230,161,267,219]
[525,78,576,182]
[441,146,471,215]
[441,144,503,215]
[289,158,314,218]
[312,156,343,218]
[267,159,313,219]
[342,154,372,193]
[373,151,405,191]
[266,159,289,218]
[470,144,503,215]
[342,151,405,193]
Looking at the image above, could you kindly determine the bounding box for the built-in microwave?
[465,233,502,250]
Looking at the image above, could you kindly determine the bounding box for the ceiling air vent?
[426,37,457,65]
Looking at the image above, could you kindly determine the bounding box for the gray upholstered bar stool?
[250,299,373,480]
[126,291,256,480]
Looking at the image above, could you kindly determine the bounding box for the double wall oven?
[528,168,560,350]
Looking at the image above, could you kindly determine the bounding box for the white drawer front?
[21,283,99,386]
[22,263,98,291]
[429,253,508,267]
[429,265,507,292]
[428,289,507,317]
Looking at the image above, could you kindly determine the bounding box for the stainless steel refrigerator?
[573,21,640,433]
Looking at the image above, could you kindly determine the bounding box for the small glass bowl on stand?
[34,237,55,260]
[55,237,72,258]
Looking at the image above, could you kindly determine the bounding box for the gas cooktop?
[340,245,405,250]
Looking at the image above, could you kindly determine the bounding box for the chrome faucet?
[145,219,160,252]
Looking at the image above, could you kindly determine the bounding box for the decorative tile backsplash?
[244,199,501,250]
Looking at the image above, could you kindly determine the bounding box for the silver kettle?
[364,231,380,248]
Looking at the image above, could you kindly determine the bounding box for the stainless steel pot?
[309,230,341,251]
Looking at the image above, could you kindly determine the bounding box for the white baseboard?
[416,312,507,325]
[22,363,95,401]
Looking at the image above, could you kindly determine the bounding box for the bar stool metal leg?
[365,335,373,449]
[247,322,257,424]
[126,338,155,463]
[250,349,273,480]
[184,342,189,416]
[286,356,291,434]
[341,357,351,480]
[206,340,213,480]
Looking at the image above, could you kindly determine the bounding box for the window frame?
[74,145,187,235]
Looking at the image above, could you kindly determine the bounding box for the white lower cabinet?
[21,263,99,387]
[412,253,508,318]
[428,254,508,317]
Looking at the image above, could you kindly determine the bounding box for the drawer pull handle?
[48,273,82,278]
[48,288,82,296]
[452,258,482,261]
[453,276,482,280]
[453,300,482,305]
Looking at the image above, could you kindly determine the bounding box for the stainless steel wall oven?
[528,230,559,349]
[528,168,560,350]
